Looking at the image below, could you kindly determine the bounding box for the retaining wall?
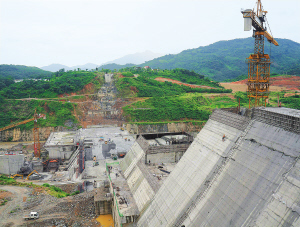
[0,154,24,175]
[0,127,64,142]
[125,122,204,135]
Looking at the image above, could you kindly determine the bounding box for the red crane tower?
[0,110,45,158]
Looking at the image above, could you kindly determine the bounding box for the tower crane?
[0,110,45,158]
[241,0,278,108]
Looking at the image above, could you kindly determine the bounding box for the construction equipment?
[26,170,40,180]
[43,159,60,172]
[10,174,24,179]
[0,110,45,158]
[241,0,278,108]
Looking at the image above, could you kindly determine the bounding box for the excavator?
[0,110,45,158]
[10,170,41,180]
[241,0,278,108]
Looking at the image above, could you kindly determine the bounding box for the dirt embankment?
[0,127,62,143]
[223,76,300,92]
[58,82,98,98]
[155,77,217,89]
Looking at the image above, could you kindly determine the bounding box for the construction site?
[1,1,300,227]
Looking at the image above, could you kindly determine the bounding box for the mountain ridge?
[103,50,164,65]
[0,64,52,79]
[139,37,300,81]
[40,51,164,72]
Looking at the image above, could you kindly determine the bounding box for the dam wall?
[137,107,300,227]
[120,136,159,213]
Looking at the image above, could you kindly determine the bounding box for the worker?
[222,134,225,142]
[149,160,151,165]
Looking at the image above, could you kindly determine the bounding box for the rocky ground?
[0,185,100,227]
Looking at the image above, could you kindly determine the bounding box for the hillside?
[41,63,98,72]
[0,65,52,79]
[103,50,164,65]
[140,38,300,81]
[0,71,104,130]
[100,63,136,71]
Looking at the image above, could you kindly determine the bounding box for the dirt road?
[0,185,99,227]
[0,186,31,227]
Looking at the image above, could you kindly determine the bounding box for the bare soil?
[0,185,100,227]
[220,83,287,92]
[155,77,217,89]
[222,76,300,92]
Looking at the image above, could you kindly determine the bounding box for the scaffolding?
[246,31,271,108]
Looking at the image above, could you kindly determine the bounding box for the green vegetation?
[99,63,135,71]
[115,69,231,98]
[223,73,293,82]
[42,183,70,198]
[123,93,238,122]
[115,68,233,122]
[0,71,103,99]
[1,199,8,206]
[122,90,300,123]
[0,64,52,79]
[139,38,300,81]
[0,175,16,185]
[120,68,222,88]
[0,99,78,129]
[127,120,206,125]
[279,94,300,109]
[233,91,300,110]
[70,190,80,196]
[0,70,104,130]
[10,206,20,213]
[0,175,70,198]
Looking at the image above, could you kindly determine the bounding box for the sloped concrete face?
[137,108,300,227]
[120,137,158,213]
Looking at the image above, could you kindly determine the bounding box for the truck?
[23,212,39,220]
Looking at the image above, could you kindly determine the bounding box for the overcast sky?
[0,0,299,67]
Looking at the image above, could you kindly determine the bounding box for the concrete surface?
[137,108,300,227]
[0,154,24,175]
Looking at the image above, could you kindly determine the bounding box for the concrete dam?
[118,107,300,226]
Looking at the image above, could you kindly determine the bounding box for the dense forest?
[0,65,52,79]
[137,38,300,81]
[0,70,103,99]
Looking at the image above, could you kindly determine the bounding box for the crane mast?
[0,110,45,158]
[241,0,278,108]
